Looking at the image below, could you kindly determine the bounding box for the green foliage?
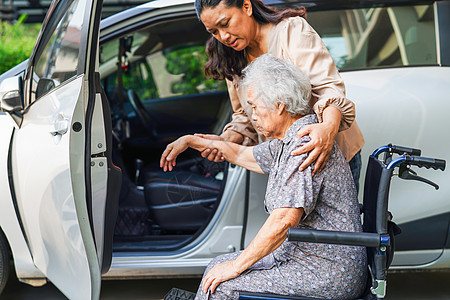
[121,44,226,101]
[0,15,41,74]
[165,45,225,95]
[123,60,160,100]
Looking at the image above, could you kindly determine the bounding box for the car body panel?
[0,60,28,85]
[0,116,43,280]
[343,66,450,265]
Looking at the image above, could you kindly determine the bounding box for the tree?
[0,15,41,74]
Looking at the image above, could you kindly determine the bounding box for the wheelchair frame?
[239,144,446,300]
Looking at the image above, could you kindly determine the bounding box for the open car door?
[8,0,120,299]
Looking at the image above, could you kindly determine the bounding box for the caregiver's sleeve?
[280,17,355,131]
[222,79,259,145]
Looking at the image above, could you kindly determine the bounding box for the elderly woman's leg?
[195,253,284,300]
[195,251,367,300]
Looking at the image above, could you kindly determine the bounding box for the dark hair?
[195,0,306,81]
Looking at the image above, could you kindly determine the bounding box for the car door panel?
[10,0,110,299]
[12,77,95,299]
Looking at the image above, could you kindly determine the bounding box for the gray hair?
[241,54,312,116]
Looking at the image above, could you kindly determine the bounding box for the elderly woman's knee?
[212,280,238,299]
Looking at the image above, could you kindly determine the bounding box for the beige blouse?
[222,17,364,161]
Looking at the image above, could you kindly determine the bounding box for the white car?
[0,0,449,299]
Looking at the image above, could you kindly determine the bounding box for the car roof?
[101,0,438,31]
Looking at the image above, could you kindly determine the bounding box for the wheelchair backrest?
[362,156,393,235]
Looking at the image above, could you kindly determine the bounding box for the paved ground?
[1,270,449,299]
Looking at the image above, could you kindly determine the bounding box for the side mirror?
[0,76,24,112]
[36,78,57,99]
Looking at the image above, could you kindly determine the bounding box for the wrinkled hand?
[202,260,241,294]
[194,133,225,162]
[160,136,190,172]
[291,122,338,174]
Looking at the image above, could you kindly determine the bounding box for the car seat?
[144,170,223,231]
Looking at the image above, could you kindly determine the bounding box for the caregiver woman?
[194,0,364,187]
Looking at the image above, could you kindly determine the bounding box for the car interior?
[99,17,231,252]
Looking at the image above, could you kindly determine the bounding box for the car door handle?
[50,119,69,136]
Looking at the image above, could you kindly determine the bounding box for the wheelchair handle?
[387,155,446,171]
[372,144,422,157]
[409,156,446,171]
[390,144,422,156]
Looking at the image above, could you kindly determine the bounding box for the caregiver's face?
[200,0,256,51]
[247,87,279,137]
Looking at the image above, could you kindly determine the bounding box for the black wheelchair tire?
[0,230,10,295]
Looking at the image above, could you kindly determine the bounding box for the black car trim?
[84,0,104,246]
[6,128,33,259]
[436,1,450,66]
[78,0,99,81]
[241,170,251,250]
[395,213,450,251]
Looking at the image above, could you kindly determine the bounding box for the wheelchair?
[165,144,446,300]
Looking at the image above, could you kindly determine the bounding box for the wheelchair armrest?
[287,229,387,247]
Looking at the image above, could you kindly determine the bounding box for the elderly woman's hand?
[160,136,191,172]
[291,121,338,175]
[202,260,241,294]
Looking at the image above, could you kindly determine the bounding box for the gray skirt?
[194,247,367,300]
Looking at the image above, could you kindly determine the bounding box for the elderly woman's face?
[247,87,281,137]
[200,0,257,51]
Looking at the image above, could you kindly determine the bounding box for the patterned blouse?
[252,114,367,297]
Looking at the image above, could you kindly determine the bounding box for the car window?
[101,18,226,103]
[29,0,86,101]
[308,4,437,70]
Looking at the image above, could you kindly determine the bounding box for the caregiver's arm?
[201,207,304,293]
[293,105,341,173]
[160,135,263,174]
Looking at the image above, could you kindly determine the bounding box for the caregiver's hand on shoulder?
[194,133,225,162]
[202,260,241,294]
[291,121,338,175]
[160,135,191,172]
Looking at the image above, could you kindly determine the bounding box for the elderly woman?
[160,54,367,299]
